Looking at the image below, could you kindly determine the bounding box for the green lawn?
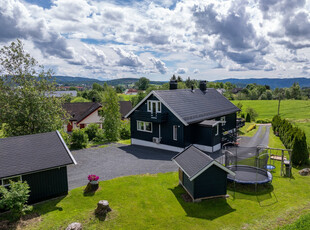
[239,122,258,137]
[233,100,310,145]
[2,134,309,230]
[118,94,135,101]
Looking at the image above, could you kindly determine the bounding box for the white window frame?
[1,175,22,187]
[173,125,178,141]
[215,124,219,136]
[137,121,152,133]
[147,100,161,113]
[221,116,226,126]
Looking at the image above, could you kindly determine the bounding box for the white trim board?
[193,143,221,153]
[131,138,184,152]
[56,130,77,165]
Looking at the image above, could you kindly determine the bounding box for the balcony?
[133,110,168,123]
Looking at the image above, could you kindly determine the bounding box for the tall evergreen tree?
[0,40,67,137]
[101,86,121,141]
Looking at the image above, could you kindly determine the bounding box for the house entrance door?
[67,123,73,132]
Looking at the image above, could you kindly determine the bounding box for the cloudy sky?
[1,0,310,81]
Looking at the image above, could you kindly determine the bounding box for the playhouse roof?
[172,145,235,181]
[0,131,76,179]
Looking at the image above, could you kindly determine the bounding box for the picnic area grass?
[232,100,310,145]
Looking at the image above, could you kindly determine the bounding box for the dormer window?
[147,100,161,114]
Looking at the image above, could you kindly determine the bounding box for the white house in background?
[63,102,102,132]
[124,89,138,95]
[63,101,132,132]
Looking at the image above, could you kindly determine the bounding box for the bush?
[70,129,88,149]
[246,124,256,132]
[246,113,251,122]
[256,119,271,124]
[58,129,71,146]
[120,120,130,140]
[246,107,258,121]
[272,115,309,165]
[85,123,100,141]
[93,129,105,143]
[0,181,32,217]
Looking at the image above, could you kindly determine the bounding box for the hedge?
[272,115,309,165]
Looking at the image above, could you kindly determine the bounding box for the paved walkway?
[67,144,178,190]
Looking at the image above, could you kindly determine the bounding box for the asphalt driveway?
[67,144,178,190]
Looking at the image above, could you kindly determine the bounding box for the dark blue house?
[125,81,240,152]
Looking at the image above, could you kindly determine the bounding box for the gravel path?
[67,144,178,190]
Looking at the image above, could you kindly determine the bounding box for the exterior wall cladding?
[130,94,237,149]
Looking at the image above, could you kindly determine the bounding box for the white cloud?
[176,68,188,74]
[0,0,309,79]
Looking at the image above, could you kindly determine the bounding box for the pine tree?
[245,113,251,122]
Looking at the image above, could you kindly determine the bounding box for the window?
[173,125,178,141]
[221,116,226,126]
[215,124,219,136]
[147,100,161,114]
[137,121,152,133]
[221,116,225,122]
[1,176,21,187]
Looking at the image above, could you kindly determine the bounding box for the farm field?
[233,100,310,145]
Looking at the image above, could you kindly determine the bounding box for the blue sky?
[0,0,310,81]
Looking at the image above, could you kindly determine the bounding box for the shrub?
[256,119,271,124]
[292,131,309,165]
[0,181,32,217]
[70,129,88,149]
[246,113,251,122]
[93,129,105,143]
[246,107,258,121]
[241,113,245,119]
[120,120,130,140]
[272,115,309,165]
[58,129,71,146]
[246,124,256,132]
[85,123,100,141]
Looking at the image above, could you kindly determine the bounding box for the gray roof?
[172,145,214,179]
[155,88,240,124]
[172,145,235,180]
[0,131,76,179]
[119,101,132,118]
[63,102,102,123]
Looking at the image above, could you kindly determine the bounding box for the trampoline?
[227,165,273,184]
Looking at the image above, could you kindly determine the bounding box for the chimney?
[199,81,207,92]
[169,80,178,90]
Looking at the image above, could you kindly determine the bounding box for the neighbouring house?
[231,88,243,94]
[119,101,133,119]
[0,131,76,204]
[63,102,103,131]
[124,89,138,95]
[63,101,132,132]
[125,80,240,152]
[172,145,235,201]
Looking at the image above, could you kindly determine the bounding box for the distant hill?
[53,76,167,86]
[214,78,310,89]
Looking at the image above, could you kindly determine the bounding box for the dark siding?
[22,167,68,204]
[193,165,228,199]
[214,113,237,132]
[182,171,194,197]
[130,94,186,148]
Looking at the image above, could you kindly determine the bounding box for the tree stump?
[95,200,112,217]
[66,222,82,230]
[84,182,99,194]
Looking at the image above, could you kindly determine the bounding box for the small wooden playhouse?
[172,145,235,202]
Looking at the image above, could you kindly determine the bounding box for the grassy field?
[118,94,135,101]
[233,100,310,145]
[1,135,310,230]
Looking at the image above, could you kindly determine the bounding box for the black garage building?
[0,131,76,204]
[172,145,235,202]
